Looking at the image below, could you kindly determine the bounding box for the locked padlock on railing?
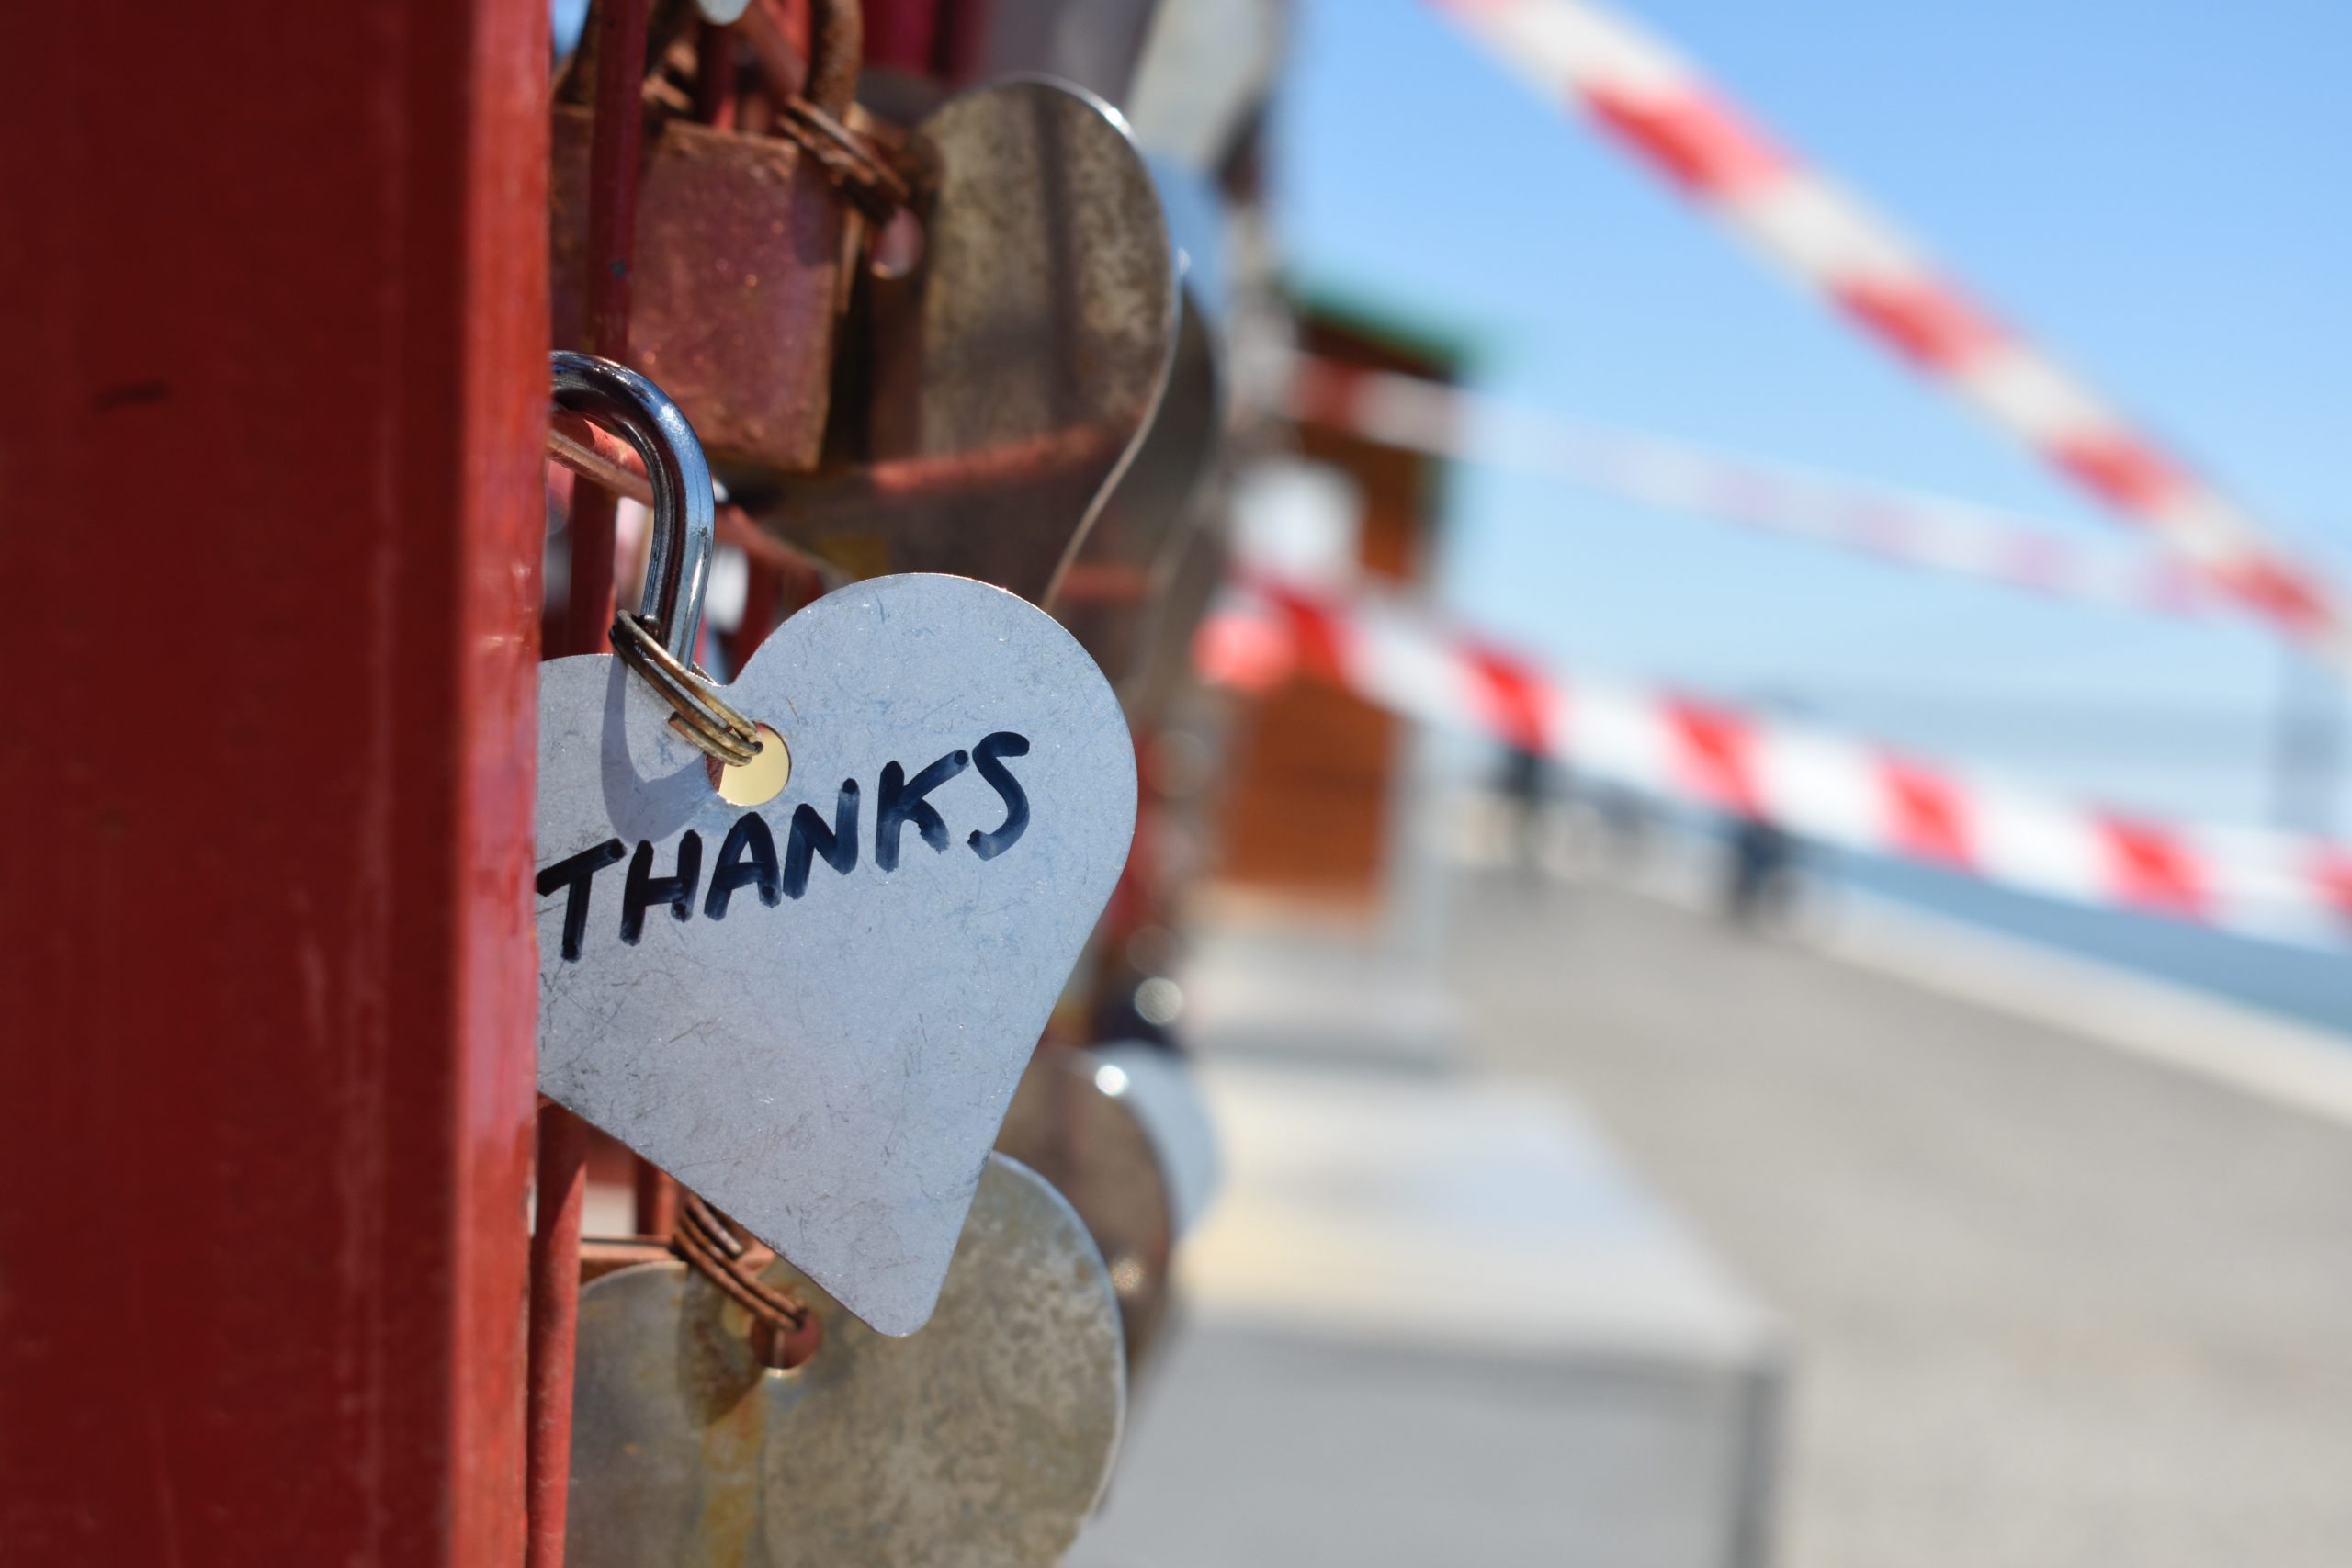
[551,0,878,475]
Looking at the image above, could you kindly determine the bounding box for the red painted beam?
[0,4,547,1563]
[527,1104,593,1568]
[864,0,941,72]
[558,0,652,660]
[531,6,652,1563]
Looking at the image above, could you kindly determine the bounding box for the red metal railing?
[528,4,651,1565]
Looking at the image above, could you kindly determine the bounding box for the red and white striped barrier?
[1432,0,2350,663]
[1198,570,2352,943]
[1284,355,2216,619]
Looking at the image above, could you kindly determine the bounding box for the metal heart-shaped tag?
[536,574,1135,1334]
[567,1154,1125,1568]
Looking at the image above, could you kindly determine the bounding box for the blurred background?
[1012,2,2352,1565]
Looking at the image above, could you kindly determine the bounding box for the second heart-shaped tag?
[535,573,1135,1335]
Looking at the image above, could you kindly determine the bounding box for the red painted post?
[527,1103,594,1565]
[736,559,786,660]
[633,1148,684,1237]
[0,2,546,1563]
[864,0,940,71]
[559,0,653,660]
[531,3,652,1563]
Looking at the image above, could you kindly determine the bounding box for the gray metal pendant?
[770,78,1177,605]
[995,1048,1178,1372]
[536,574,1136,1335]
[567,1154,1125,1568]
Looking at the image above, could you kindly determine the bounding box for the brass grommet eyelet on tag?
[710,722,792,807]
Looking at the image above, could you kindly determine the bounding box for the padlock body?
[551,107,844,474]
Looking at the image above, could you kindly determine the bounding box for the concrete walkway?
[1445,869,2352,1568]
[1071,1059,1777,1568]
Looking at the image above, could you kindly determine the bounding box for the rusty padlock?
[550,0,866,474]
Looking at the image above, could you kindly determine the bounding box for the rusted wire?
[775,97,915,222]
[609,610,765,763]
[544,419,839,607]
[548,421,647,503]
[736,0,925,223]
[672,1191,811,1333]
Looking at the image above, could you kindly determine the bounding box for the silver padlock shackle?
[551,349,714,663]
[551,351,762,766]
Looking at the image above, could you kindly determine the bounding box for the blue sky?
[1269,0,2352,826]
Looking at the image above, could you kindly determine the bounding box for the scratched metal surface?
[568,1155,1125,1567]
[996,1049,1178,1372]
[536,574,1136,1335]
[765,78,1176,604]
[1047,279,1225,709]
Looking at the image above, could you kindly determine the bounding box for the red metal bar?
[633,1158,683,1236]
[531,3,652,1563]
[556,407,625,659]
[527,1103,592,1555]
[933,0,991,85]
[741,0,812,98]
[696,17,741,129]
[736,558,786,660]
[582,0,650,368]
[0,2,546,1562]
[557,0,653,660]
[864,0,939,72]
